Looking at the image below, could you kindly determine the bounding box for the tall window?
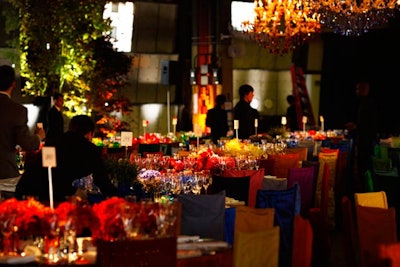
[231,1,254,32]
[103,2,134,52]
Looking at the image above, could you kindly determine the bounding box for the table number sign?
[42,146,57,210]
[121,131,133,147]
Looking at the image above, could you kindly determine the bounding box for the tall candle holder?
[172,117,177,136]
[234,120,239,139]
[254,119,258,135]
[302,116,307,133]
[320,116,325,132]
[281,116,287,131]
[142,120,148,138]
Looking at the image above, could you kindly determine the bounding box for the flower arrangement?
[137,169,162,194]
[224,139,264,158]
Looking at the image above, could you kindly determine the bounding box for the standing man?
[286,94,299,132]
[46,92,64,145]
[0,65,46,183]
[345,81,378,192]
[206,94,229,145]
[233,84,260,140]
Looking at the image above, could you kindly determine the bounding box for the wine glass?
[202,172,212,194]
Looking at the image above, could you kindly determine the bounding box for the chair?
[287,167,315,216]
[233,227,280,267]
[379,242,400,267]
[256,184,299,267]
[302,160,320,207]
[341,196,359,267]
[309,163,331,267]
[177,191,225,240]
[266,153,301,178]
[356,205,397,267]
[234,205,275,236]
[262,176,288,191]
[291,215,313,267]
[210,175,250,205]
[364,170,375,192]
[316,149,339,230]
[286,147,308,162]
[96,236,177,267]
[354,191,388,209]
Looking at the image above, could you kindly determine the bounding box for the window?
[231,1,254,32]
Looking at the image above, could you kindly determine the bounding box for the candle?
[234,120,239,130]
[281,116,287,125]
[142,120,148,127]
[254,119,258,127]
[302,116,308,124]
[320,116,324,132]
[172,117,177,126]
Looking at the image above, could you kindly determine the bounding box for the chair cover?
[262,176,288,191]
[316,150,338,229]
[224,207,236,245]
[177,190,226,240]
[309,163,331,266]
[96,237,177,267]
[286,147,308,162]
[256,184,298,267]
[291,215,313,267]
[302,160,320,207]
[234,205,275,235]
[355,191,388,209]
[222,169,264,208]
[268,153,301,179]
[233,227,280,267]
[210,175,250,205]
[356,205,397,267]
[287,167,315,216]
[379,242,400,267]
[341,196,358,267]
[364,170,375,192]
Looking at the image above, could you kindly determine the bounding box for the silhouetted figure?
[206,94,229,144]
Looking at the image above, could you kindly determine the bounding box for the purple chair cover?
[287,167,315,216]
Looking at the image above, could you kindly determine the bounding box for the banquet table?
[221,168,264,208]
[0,249,233,267]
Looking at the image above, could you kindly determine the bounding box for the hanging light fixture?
[315,0,400,36]
[241,0,321,55]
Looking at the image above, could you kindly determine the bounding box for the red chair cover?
[222,169,264,208]
[287,167,315,216]
[309,163,331,266]
[356,205,397,267]
[291,215,313,267]
[341,196,358,267]
[267,153,301,178]
[379,242,400,267]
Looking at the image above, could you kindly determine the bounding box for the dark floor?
[329,229,346,267]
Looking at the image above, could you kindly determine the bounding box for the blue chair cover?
[256,184,298,267]
[224,207,236,246]
[177,190,226,240]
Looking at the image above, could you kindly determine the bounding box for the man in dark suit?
[46,92,64,145]
[206,94,229,145]
[16,115,118,201]
[0,65,46,181]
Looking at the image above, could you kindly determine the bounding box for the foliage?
[104,157,139,187]
[4,0,133,134]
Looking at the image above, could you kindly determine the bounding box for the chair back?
[355,191,388,209]
[286,147,308,162]
[267,153,301,178]
[341,196,358,267]
[233,227,280,267]
[234,205,275,235]
[177,191,225,240]
[287,167,315,216]
[210,175,250,205]
[356,205,397,267]
[379,242,400,267]
[291,215,313,267]
[96,237,177,267]
[256,184,299,267]
[262,176,288,191]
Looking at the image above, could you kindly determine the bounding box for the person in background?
[286,94,299,132]
[0,65,46,187]
[206,94,229,145]
[16,115,118,202]
[45,92,64,145]
[233,84,260,140]
[345,81,378,193]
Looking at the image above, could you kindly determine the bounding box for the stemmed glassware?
[202,172,212,194]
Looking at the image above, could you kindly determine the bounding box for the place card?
[42,147,57,168]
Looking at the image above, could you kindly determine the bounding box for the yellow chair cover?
[233,227,280,267]
[234,206,275,235]
[316,150,338,229]
[354,191,388,209]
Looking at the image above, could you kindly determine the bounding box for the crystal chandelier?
[241,0,321,55]
[315,0,400,36]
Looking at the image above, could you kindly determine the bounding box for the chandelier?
[315,0,400,36]
[241,0,321,55]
